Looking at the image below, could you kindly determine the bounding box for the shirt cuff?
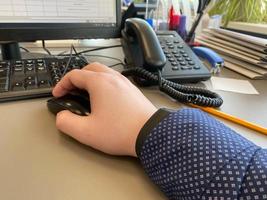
[135,108,172,157]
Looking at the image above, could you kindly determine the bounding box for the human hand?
[52,63,157,157]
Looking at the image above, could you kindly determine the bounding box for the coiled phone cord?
[122,67,223,108]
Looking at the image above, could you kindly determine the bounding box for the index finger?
[52,69,95,97]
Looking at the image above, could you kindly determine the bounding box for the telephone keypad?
[160,39,199,70]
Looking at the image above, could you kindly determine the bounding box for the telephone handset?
[121,17,166,71]
[121,18,223,108]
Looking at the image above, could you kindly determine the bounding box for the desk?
[0,40,267,200]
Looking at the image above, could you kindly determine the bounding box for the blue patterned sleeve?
[136,108,267,200]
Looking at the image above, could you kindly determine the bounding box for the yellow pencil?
[190,104,267,136]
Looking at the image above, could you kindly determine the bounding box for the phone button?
[171,62,178,66]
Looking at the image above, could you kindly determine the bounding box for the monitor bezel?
[0,0,121,42]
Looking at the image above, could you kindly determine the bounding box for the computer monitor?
[0,0,121,59]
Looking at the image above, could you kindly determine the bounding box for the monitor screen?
[0,0,121,41]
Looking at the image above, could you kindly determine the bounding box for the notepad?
[210,77,259,94]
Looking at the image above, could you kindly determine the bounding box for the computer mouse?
[47,91,91,116]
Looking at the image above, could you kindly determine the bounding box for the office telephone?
[121,18,223,107]
[121,19,211,83]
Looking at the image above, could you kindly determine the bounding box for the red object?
[189,41,202,47]
[171,15,180,30]
[168,5,174,30]
[169,6,180,31]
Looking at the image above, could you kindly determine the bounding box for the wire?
[20,46,30,52]
[108,62,125,68]
[122,67,223,108]
[77,45,122,55]
[83,54,124,64]
[59,45,122,56]
[62,46,74,76]
[71,45,89,65]
[42,40,52,55]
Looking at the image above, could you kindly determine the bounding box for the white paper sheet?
[210,77,259,94]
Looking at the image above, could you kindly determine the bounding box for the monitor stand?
[0,42,50,61]
[1,42,22,60]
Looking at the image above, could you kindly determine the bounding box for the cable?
[83,54,124,64]
[72,45,89,65]
[59,45,122,56]
[122,67,223,108]
[42,40,52,55]
[19,46,30,52]
[62,46,74,75]
[77,45,122,55]
[108,62,125,68]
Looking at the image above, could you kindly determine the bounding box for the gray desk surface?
[0,40,267,200]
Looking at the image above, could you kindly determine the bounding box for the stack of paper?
[196,28,267,79]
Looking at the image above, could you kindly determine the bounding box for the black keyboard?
[0,57,86,102]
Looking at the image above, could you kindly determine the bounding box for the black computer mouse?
[47,91,91,116]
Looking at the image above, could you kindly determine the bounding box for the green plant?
[209,0,267,26]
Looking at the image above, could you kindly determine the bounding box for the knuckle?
[83,62,100,69]
[70,69,81,74]
[91,62,101,66]
[55,111,67,130]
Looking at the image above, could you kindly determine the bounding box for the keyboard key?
[0,64,8,69]
[26,63,34,67]
[25,80,37,90]
[26,60,34,64]
[0,78,8,92]
[39,80,50,88]
[14,69,24,76]
[0,78,8,84]
[53,78,61,85]
[15,64,23,68]
[37,62,45,67]
[172,66,179,70]
[37,66,47,73]
[194,65,201,70]
[37,59,44,64]
[0,61,8,65]
[25,66,35,74]
[15,60,23,65]
[12,82,25,91]
[0,84,8,92]
[0,69,8,77]
[25,76,35,81]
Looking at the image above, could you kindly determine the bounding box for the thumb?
[56,110,94,144]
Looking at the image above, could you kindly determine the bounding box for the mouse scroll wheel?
[65,102,72,107]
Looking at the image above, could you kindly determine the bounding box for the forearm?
[137,108,267,199]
